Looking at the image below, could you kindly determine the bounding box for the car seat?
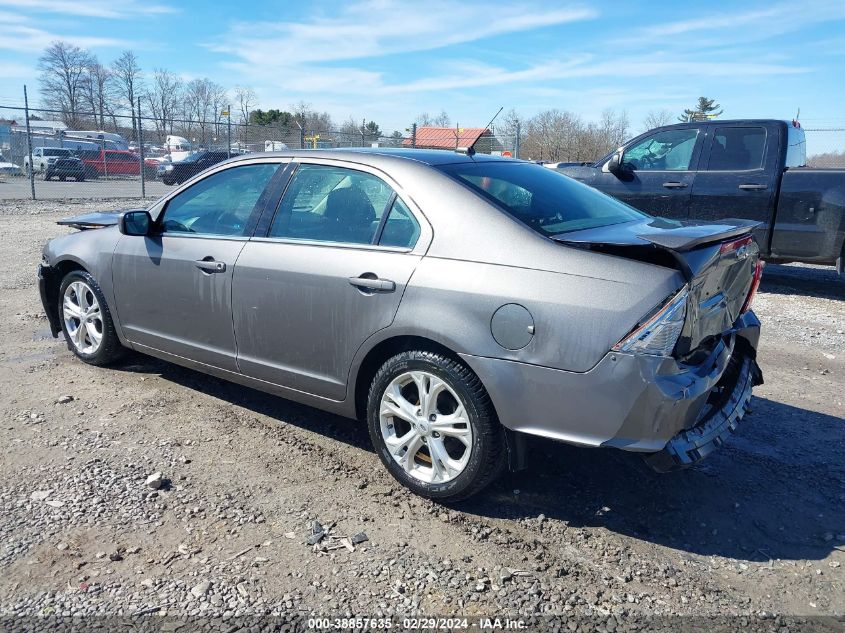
[324,187,376,244]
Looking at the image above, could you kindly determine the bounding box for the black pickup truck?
[557,120,845,275]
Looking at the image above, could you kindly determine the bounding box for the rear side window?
[269,164,397,246]
[379,198,420,248]
[707,127,766,171]
[438,162,647,237]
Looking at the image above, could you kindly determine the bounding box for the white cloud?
[0,23,129,52]
[0,0,176,18]
[211,1,596,64]
[628,0,845,44]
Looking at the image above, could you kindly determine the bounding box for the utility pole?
[411,123,417,148]
[226,104,232,157]
[23,85,35,200]
[137,96,146,199]
[515,120,521,159]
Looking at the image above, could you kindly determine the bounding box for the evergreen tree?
[679,97,723,122]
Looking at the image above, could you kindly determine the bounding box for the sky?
[1,0,844,141]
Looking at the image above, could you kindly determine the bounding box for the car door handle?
[662,182,688,189]
[348,276,396,292]
[739,183,768,190]
[195,259,226,273]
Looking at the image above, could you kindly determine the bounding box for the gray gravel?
[0,199,842,627]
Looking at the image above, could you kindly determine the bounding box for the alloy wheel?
[62,281,103,355]
[379,370,473,484]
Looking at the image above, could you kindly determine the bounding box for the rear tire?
[367,350,506,501]
[58,270,125,366]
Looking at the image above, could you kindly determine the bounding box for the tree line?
[35,40,725,158]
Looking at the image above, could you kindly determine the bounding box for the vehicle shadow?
[114,355,843,563]
[114,353,375,452]
[463,396,845,563]
[760,263,844,300]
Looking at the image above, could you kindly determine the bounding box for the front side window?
[269,164,397,245]
[707,127,766,171]
[439,162,647,237]
[159,163,280,236]
[623,129,699,171]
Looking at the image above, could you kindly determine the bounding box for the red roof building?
[402,126,502,153]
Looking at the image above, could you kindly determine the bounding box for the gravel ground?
[0,199,843,630]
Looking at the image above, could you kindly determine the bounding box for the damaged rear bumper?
[460,311,763,468]
[644,349,763,472]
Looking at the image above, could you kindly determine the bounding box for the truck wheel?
[76,175,85,182]
[367,350,506,501]
[59,176,66,182]
[58,270,125,366]
[43,172,51,181]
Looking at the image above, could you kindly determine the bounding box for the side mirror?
[118,210,152,236]
[607,151,624,175]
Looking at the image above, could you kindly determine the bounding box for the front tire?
[58,271,124,366]
[367,351,505,501]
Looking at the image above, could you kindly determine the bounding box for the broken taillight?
[741,259,764,314]
[719,234,753,255]
[612,286,689,356]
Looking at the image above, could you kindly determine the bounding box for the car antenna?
[458,106,503,157]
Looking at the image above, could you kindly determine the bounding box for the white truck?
[24,147,73,175]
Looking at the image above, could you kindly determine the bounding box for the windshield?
[437,162,648,236]
[44,149,70,157]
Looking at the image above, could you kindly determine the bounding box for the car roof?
[253,147,521,167]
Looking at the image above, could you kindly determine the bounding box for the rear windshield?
[437,162,647,236]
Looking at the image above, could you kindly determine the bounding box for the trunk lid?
[555,217,760,357]
[57,210,135,230]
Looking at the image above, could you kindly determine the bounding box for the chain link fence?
[2,101,843,200]
[0,103,519,200]
[804,128,845,167]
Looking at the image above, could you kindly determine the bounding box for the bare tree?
[234,85,257,145]
[38,41,94,127]
[337,116,362,147]
[415,110,451,127]
[291,101,334,134]
[81,59,114,129]
[642,109,673,132]
[518,109,628,162]
[146,68,182,140]
[183,78,218,145]
[111,50,143,139]
[595,108,630,154]
[234,86,257,125]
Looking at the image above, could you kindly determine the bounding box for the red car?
[73,149,157,179]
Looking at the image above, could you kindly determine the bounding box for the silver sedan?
[38,149,763,500]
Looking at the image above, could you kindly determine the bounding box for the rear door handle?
[739,183,768,190]
[348,276,396,292]
[662,182,688,189]
[195,259,226,273]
